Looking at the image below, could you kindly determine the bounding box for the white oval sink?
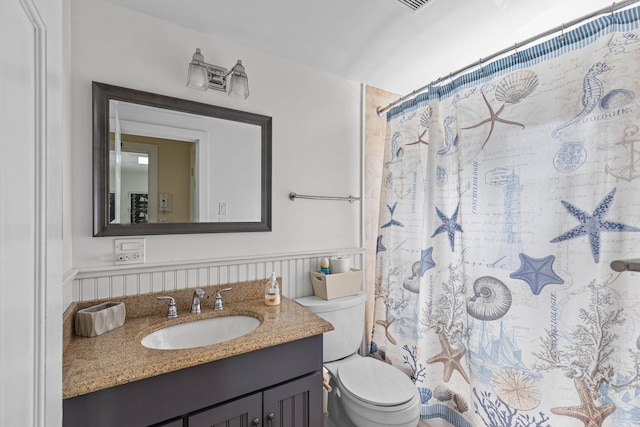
[141,315,260,350]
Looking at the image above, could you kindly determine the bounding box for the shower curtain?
[372,6,640,427]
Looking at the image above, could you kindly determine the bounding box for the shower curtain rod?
[377,0,640,116]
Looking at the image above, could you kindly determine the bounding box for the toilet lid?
[338,357,416,407]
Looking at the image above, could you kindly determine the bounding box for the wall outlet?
[114,238,145,265]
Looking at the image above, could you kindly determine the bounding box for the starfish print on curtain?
[461,70,538,149]
[381,202,404,228]
[427,333,470,383]
[550,187,640,263]
[407,108,431,147]
[419,247,436,276]
[510,253,564,295]
[551,378,615,427]
[376,235,386,254]
[406,128,428,146]
[431,203,463,252]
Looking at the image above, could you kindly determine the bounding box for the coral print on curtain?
[372,5,640,427]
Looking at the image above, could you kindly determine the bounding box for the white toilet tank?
[295,293,366,362]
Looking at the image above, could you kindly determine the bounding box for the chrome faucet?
[213,287,232,311]
[191,288,205,314]
[156,296,178,318]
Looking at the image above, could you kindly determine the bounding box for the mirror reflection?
[93,82,272,236]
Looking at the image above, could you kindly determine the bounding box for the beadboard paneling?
[65,249,364,307]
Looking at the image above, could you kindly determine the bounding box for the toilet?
[295,293,420,427]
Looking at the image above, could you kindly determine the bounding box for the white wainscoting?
[65,248,364,307]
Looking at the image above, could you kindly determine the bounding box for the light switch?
[121,242,139,251]
[158,193,173,212]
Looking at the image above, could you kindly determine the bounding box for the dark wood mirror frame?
[93,81,272,236]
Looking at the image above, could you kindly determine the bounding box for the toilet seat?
[324,355,421,427]
[338,357,417,407]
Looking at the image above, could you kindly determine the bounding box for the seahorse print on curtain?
[552,61,612,138]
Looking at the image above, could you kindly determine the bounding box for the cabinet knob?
[252,417,261,426]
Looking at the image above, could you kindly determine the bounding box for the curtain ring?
[513,42,519,59]
[478,58,484,75]
[558,22,565,43]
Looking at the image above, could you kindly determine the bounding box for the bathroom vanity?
[64,337,322,426]
[62,287,333,427]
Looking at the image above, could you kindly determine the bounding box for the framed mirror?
[93,82,272,236]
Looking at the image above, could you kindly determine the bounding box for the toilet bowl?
[325,354,421,427]
[295,293,420,427]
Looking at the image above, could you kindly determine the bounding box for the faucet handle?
[157,296,178,318]
[213,287,232,311]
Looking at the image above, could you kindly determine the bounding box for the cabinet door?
[263,371,322,427]
[188,392,262,427]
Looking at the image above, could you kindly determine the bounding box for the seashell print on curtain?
[372,6,640,427]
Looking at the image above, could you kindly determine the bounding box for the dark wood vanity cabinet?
[186,392,262,427]
[63,336,323,427]
[187,372,320,427]
[262,373,321,427]
[154,419,184,427]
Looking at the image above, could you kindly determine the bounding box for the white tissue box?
[75,302,126,337]
[310,269,363,300]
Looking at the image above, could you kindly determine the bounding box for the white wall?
[70,0,363,275]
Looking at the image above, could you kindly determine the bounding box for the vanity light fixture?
[186,48,249,99]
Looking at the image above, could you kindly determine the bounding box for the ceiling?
[106,0,618,96]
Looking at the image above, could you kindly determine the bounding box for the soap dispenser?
[264,272,281,306]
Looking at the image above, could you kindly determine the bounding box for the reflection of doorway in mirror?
[151,136,192,223]
[109,139,157,224]
[122,135,193,223]
[110,134,194,224]
[108,110,204,224]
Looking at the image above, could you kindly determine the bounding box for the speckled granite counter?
[63,280,333,399]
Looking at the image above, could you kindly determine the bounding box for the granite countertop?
[63,280,333,399]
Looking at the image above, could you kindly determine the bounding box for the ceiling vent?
[396,0,430,12]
